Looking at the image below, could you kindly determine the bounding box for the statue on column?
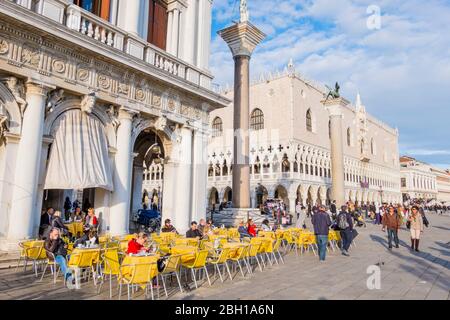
[324,82,340,101]
[240,0,249,22]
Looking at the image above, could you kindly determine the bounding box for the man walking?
[382,206,402,249]
[311,204,332,262]
[337,205,354,256]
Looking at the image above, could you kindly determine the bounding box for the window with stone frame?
[250,108,264,131]
[347,127,352,146]
[147,0,168,50]
[212,117,223,138]
[74,0,110,20]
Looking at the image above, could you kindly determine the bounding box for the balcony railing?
[8,0,213,90]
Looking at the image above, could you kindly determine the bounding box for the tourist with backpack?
[337,205,354,256]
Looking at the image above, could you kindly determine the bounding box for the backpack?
[338,213,349,230]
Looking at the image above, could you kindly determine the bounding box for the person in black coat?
[337,206,354,256]
[186,221,203,239]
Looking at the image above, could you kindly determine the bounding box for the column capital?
[167,0,187,11]
[218,21,266,58]
[25,80,55,96]
[118,107,139,120]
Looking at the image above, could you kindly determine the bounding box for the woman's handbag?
[406,220,411,229]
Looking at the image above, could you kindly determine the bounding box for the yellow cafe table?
[64,222,84,236]
[258,231,276,239]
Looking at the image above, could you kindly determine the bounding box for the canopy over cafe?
[0,0,229,251]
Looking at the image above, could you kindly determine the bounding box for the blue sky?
[209,0,450,169]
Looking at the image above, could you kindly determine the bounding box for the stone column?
[172,9,180,56]
[109,108,137,236]
[8,81,53,241]
[218,21,265,211]
[323,98,348,208]
[131,164,144,215]
[117,0,140,36]
[191,129,208,223]
[175,127,192,233]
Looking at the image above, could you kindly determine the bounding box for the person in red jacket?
[247,218,257,237]
[127,233,150,255]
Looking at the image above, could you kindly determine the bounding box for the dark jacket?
[311,210,332,236]
[52,216,69,232]
[382,212,401,230]
[44,237,67,259]
[186,229,203,239]
[40,213,52,227]
[330,203,337,214]
[338,211,354,230]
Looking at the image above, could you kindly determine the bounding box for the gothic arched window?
[306,109,313,132]
[347,128,351,146]
[250,108,264,131]
[212,117,223,138]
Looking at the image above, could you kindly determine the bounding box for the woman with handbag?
[407,206,424,252]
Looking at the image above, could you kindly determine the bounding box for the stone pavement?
[0,213,448,300]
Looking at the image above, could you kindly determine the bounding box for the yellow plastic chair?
[158,254,183,297]
[67,249,101,289]
[118,261,158,300]
[228,245,251,279]
[246,243,263,273]
[97,248,124,298]
[39,249,59,284]
[208,247,232,282]
[181,250,211,289]
[271,239,285,264]
[16,240,45,277]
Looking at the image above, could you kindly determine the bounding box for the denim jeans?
[340,229,353,251]
[387,228,399,247]
[55,255,69,278]
[316,235,328,261]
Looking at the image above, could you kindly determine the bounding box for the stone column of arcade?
[7,80,54,245]
[323,97,349,208]
[110,108,137,236]
[218,7,266,221]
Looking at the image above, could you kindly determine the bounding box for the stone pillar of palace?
[131,164,144,216]
[323,97,349,208]
[162,126,193,234]
[109,108,137,236]
[7,80,54,243]
[191,128,208,223]
[218,19,265,220]
[117,0,140,36]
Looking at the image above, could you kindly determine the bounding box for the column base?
[0,238,22,253]
[210,208,261,228]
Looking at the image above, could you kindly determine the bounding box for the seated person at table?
[51,210,69,236]
[186,221,203,239]
[161,219,178,233]
[45,228,73,285]
[207,219,215,230]
[260,219,272,232]
[238,221,253,239]
[74,228,99,248]
[84,208,98,231]
[247,218,257,237]
[70,207,83,222]
[198,219,207,234]
[127,232,151,255]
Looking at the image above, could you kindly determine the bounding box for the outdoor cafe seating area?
[15,227,350,300]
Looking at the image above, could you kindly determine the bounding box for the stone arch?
[0,81,22,136]
[274,184,289,209]
[223,186,232,203]
[208,187,219,209]
[44,98,117,148]
[255,184,269,208]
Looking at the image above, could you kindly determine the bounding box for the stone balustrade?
[9,0,213,90]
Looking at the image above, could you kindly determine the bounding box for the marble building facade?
[0,0,229,250]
